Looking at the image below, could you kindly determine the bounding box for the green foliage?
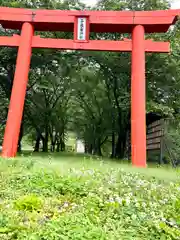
[163,120,180,166]
[97,0,170,11]
[14,195,43,212]
[0,154,179,239]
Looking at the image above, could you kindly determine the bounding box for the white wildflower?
[125,198,130,205]
[142,202,146,208]
[128,192,133,197]
[86,169,94,175]
[63,202,69,208]
[109,197,114,203]
[115,197,122,204]
[135,202,140,208]
[151,211,156,218]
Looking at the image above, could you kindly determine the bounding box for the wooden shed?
[127,112,179,166]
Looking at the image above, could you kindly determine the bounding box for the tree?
[0,0,180,162]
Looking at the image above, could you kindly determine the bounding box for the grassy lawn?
[0,153,179,239]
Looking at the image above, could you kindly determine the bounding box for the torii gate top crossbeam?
[0,7,179,33]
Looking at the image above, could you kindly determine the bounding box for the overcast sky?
[171,0,180,9]
[81,0,180,8]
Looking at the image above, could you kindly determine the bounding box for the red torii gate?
[0,7,179,167]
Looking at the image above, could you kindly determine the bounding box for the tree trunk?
[18,139,22,153]
[85,141,93,154]
[51,137,57,152]
[51,141,55,152]
[60,137,65,152]
[56,142,60,152]
[43,138,48,152]
[18,118,24,153]
[110,110,116,158]
[43,126,49,152]
[34,132,41,152]
[93,139,102,156]
[115,111,130,159]
[115,132,127,159]
[111,132,116,158]
[115,120,130,159]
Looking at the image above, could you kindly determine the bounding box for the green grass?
[0,153,179,239]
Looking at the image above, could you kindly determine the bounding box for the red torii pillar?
[2,23,34,157]
[0,7,178,167]
[131,25,146,167]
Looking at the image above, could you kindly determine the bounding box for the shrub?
[14,195,43,212]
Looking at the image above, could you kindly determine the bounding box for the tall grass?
[0,153,179,239]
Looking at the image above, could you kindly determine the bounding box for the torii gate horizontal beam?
[0,7,179,33]
[0,35,170,52]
